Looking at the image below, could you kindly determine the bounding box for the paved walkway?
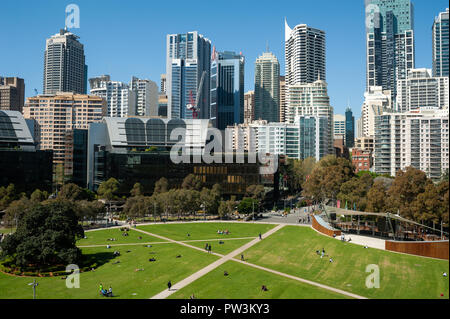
[147,224,285,299]
[332,233,386,250]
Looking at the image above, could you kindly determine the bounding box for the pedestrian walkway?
[148,224,285,299]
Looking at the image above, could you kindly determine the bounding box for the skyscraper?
[286,79,334,155]
[345,107,355,148]
[285,20,326,86]
[0,77,25,112]
[43,28,87,95]
[333,114,345,139]
[361,86,392,138]
[130,77,159,117]
[89,75,136,118]
[254,52,280,123]
[166,31,211,120]
[244,91,255,123]
[432,8,449,78]
[279,75,287,122]
[210,50,244,130]
[365,0,415,99]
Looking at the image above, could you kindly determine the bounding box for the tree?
[75,200,106,224]
[437,180,449,225]
[200,188,219,216]
[181,174,203,191]
[58,183,94,201]
[123,195,147,220]
[130,182,144,197]
[410,183,445,225]
[385,167,432,220]
[218,198,236,219]
[0,200,84,269]
[238,197,258,215]
[30,189,49,203]
[366,180,388,213]
[302,155,354,203]
[0,184,17,211]
[2,197,34,228]
[337,173,373,211]
[97,178,119,201]
[154,177,169,195]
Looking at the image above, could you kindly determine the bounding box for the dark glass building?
[345,107,355,148]
[0,110,53,193]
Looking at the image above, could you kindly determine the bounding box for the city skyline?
[0,0,447,118]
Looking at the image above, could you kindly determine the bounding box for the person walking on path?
[167,281,172,291]
[241,254,245,261]
[259,233,262,240]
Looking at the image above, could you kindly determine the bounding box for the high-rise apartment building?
[43,29,87,95]
[365,0,415,100]
[285,79,334,155]
[374,108,449,180]
[89,75,135,117]
[334,114,346,139]
[166,31,211,120]
[244,91,255,123]
[432,8,449,78]
[160,74,167,94]
[285,20,326,85]
[279,76,287,122]
[210,50,245,130]
[0,77,25,112]
[345,107,355,148]
[130,77,159,117]
[396,68,449,112]
[361,86,392,137]
[254,52,280,123]
[23,93,106,169]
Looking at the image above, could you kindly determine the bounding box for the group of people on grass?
[217,229,230,235]
[99,283,113,297]
[316,248,333,263]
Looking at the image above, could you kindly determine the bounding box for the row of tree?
[298,155,449,225]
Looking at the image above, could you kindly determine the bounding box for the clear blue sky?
[0,0,447,118]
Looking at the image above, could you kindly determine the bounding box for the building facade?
[254,52,280,123]
[43,29,87,95]
[432,8,449,78]
[285,79,334,155]
[396,68,449,112]
[333,114,346,139]
[361,86,392,137]
[130,77,159,117]
[345,107,355,147]
[244,90,255,124]
[0,110,53,193]
[374,108,449,180]
[89,75,135,117]
[166,31,211,120]
[210,51,245,130]
[0,77,25,112]
[23,93,106,169]
[365,0,415,100]
[285,20,326,85]
[352,148,373,173]
[279,76,287,122]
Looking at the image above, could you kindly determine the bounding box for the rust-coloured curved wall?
[385,240,449,260]
[312,216,342,237]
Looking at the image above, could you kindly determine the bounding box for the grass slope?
[77,227,166,246]
[137,222,275,241]
[238,226,449,299]
[169,260,351,299]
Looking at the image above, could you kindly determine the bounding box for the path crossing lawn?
[186,239,255,255]
[0,243,218,299]
[169,260,351,299]
[237,226,449,299]
[137,222,275,241]
[77,228,165,246]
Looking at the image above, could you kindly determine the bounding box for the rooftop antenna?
[266,40,269,53]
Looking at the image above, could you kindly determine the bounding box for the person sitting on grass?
[107,286,113,297]
[261,285,268,291]
[135,268,144,272]
[329,257,333,263]
[176,255,182,258]
[224,271,229,276]
[149,257,156,262]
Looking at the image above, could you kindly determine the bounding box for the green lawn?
[0,241,218,299]
[77,227,166,246]
[186,239,254,255]
[0,227,15,234]
[237,226,449,299]
[169,260,351,299]
[137,222,275,241]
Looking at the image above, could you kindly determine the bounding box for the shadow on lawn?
[81,251,117,270]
